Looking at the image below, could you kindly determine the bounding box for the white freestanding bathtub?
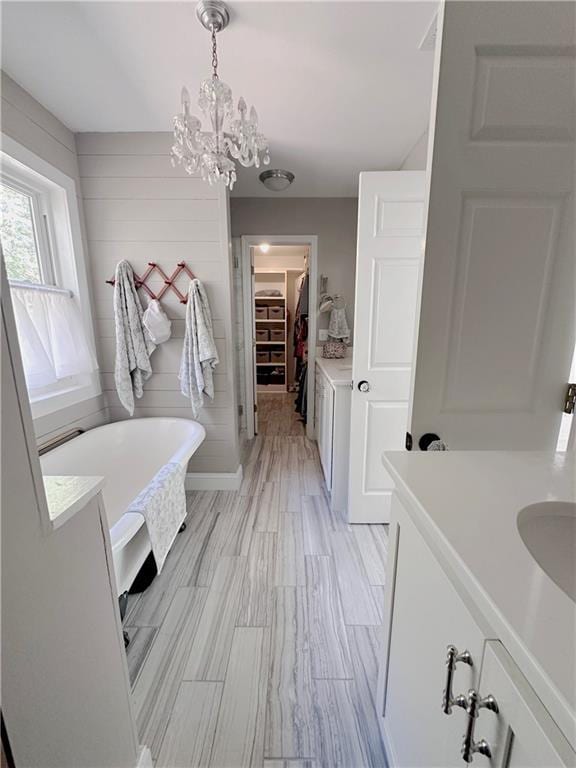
[41,418,206,595]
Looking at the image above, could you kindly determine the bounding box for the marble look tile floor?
[124,393,389,767]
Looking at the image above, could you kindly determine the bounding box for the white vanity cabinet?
[378,452,576,768]
[379,496,487,767]
[314,358,352,514]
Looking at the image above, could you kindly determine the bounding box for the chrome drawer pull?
[461,688,499,763]
[442,645,472,715]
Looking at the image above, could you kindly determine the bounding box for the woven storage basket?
[322,341,347,359]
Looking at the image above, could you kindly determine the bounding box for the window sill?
[30,372,102,420]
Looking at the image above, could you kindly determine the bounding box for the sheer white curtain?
[11,285,98,391]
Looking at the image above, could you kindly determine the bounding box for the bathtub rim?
[43,416,206,465]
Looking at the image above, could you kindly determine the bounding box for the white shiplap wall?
[77,133,240,475]
[1,72,109,443]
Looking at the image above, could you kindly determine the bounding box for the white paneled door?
[349,172,425,523]
[410,1,576,450]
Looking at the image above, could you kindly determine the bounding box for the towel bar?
[38,428,85,456]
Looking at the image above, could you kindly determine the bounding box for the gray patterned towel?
[128,462,186,573]
[114,260,156,415]
[179,278,219,418]
[328,306,350,342]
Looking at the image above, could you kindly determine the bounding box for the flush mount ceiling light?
[259,243,270,253]
[259,169,295,192]
[171,0,270,190]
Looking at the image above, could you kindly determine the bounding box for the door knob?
[357,380,370,392]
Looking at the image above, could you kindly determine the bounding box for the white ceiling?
[1,1,436,197]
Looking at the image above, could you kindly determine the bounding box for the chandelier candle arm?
[171,0,270,190]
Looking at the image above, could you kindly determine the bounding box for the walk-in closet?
[253,245,309,396]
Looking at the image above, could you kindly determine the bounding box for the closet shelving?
[254,270,287,392]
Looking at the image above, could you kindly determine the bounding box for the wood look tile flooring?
[124,393,389,767]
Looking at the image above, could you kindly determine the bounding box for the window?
[1,138,100,418]
[0,181,44,283]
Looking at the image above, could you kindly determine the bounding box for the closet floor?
[124,398,389,768]
[257,392,306,436]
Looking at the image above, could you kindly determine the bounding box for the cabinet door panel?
[322,383,334,490]
[315,374,323,453]
[316,369,334,491]
[381,497,486,767]
[476,642,575,768]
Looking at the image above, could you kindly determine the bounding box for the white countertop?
[43,475,105,530]
[382,450,576,744]
[316,355,353,386]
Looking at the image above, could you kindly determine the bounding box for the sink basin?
[517,501,576,602]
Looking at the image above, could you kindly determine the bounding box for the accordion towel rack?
[106,262,196,304]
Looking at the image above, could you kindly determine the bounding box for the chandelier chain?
[171,2,270,190]
[211,27,219,78]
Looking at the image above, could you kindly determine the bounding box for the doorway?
[241,235,318,441]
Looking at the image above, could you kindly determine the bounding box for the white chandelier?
[171,0,270,190]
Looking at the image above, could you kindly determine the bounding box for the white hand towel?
[179,279,219,418]
[114,260,156,415]
[328,306,350,342]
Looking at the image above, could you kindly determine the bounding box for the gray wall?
[77,133,240,474]
[1,72,109,442]
[230,197,358,337]
[401,129,429,170]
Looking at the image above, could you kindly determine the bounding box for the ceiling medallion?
[171,0,270,190]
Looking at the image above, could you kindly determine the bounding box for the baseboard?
[348,493,391,524]
[185,465,243,491]
[136,746,153,768]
